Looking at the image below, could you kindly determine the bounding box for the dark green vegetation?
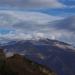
[0,49,55,75]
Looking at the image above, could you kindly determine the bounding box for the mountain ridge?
[0,49,55,75]
[0,38,75,75]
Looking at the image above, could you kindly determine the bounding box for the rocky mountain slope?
[1,39,75,75]
[0,49,55,75]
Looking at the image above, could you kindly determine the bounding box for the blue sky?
[0,0,75,45]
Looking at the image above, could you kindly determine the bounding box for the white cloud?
[0,29,75,46]
[0,10,63,28]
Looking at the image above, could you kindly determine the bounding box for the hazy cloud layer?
[48,16,75,32]
[0,0,65,8]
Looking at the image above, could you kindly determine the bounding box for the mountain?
[1,39,75,75]
[0,48,55,75]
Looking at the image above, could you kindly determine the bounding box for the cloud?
[0,10,75,45]
[0,10,63,40]
[0,0,65,8]
[0,29,75,46]
[49,16,75,32]
[0,10,62,28]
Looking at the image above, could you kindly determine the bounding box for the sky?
[0,0,75,45]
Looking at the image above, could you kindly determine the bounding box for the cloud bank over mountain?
[0,11,75,45]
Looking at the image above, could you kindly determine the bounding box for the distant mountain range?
[0,38,75,75]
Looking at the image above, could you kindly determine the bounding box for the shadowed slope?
[0,49,55,75]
